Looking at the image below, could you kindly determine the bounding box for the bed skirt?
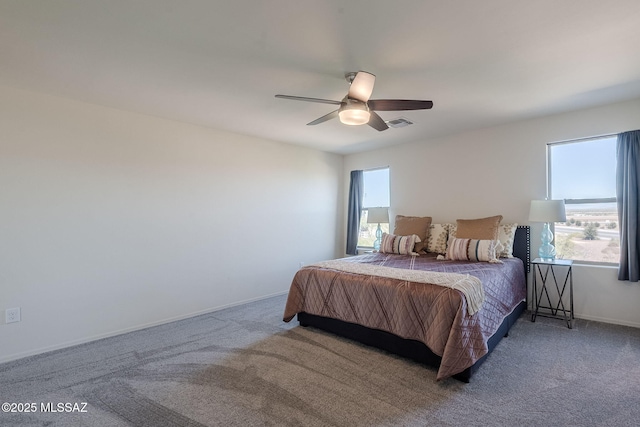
[297,300,527,382]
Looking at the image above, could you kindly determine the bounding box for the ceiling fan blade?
[368,99,433,111]
[348,71,376,102]
[307,109,340,126]
[367,111,389,131]
[275,94,342,105]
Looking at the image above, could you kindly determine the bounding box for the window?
[549,135,618,264]
[357,167,390,247]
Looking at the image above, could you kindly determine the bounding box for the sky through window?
[550,136,616,200]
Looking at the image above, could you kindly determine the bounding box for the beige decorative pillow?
[427,223,449,254]
[455,215,503,241]
[497,223,518,258]
[394,215,432,253]
[380,233,421,256]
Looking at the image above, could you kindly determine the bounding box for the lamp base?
[538,222,556,260]
[373,223,383,251]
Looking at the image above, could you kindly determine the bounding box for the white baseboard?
[572,313,640,329]
[526,301,640,329]
[0,290,289,365]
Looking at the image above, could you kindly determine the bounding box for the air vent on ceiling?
[386,117,413,128]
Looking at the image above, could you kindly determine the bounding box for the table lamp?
[529,199,567,260]
[367,207,389,251]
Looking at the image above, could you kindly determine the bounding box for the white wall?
[0,86,343,362]
[344,97,640,328]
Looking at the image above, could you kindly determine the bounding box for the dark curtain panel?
[616,130,640,281]
[346,170,364,255]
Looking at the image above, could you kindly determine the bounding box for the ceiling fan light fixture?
[339,98,370,125]
[339,108,370,125]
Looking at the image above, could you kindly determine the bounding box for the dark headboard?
[513,225,531,275]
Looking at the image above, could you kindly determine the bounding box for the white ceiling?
[2,0,640,154]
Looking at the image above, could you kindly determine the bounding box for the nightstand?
[531,258,574,328]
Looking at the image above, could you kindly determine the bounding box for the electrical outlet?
[6,307,21,324]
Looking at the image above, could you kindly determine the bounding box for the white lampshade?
[529,199,567,223]
[367,207,389,224]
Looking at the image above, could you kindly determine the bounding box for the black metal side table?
[531,258,574,328]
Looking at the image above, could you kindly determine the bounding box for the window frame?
[357,166,390,250]
[547,135,619,266]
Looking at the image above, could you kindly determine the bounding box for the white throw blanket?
[310,259,485,316]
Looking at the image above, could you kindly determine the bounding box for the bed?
[283,225,530,382]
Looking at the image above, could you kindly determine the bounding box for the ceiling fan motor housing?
[345,72,358,84]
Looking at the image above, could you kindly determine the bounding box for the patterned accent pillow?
[446,238,500,262]
[380,233,421,255]
[497,223,518,258]
[445,223,457,251]
[447,223,457,239]
[427,223,449,254]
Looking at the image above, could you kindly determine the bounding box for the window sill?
[356,247,375,255]
[562,261,618,269]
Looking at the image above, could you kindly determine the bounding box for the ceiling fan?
[275,71,433,131]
